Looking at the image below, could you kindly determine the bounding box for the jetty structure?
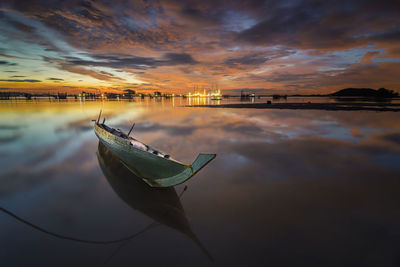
[93,111,216,187]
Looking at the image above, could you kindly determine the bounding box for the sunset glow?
[0,0,399,94]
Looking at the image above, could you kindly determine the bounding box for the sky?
[0,0,399,94]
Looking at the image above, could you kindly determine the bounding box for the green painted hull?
[94,123,215,187]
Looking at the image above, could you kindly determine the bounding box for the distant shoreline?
[186,102,400,112]
[0,87,398,100]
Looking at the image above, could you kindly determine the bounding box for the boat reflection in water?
[96,142,213,260]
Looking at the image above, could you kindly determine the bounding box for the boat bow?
[134,153,216,187]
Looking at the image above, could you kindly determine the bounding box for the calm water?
[1,99,400,266]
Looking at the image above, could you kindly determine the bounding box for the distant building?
[57,93,67,99]
[124,89,135,94]
[106,93,120,99]
[79,91,96,99]
[123,89,136,99]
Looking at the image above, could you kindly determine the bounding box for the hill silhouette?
[331,88,398,97]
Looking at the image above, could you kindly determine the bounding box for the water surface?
[1,99,400,266]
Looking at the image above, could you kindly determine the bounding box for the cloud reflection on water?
[0,100,400,266]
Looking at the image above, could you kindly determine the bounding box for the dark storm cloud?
[171,0,270,25]
[162,53,198,65]
[2,0,179,50]
[0,79,41,82]
[63,52,197,70]
[224,53,270,66]
[0,12,35,33]
[0,124,23,130]
[47,77,64,81]
[237,1,321,45]
[42,56,125,81]
[0,60,17,66]
[266,72,316,82]
[369,29,400,42]
[3,0,399,52]
[0,53,26,59]
[10,75,26,78]
[0,134,21,144]
[222,48,295,69]
[179,6,225,26]
[236,0,400,50]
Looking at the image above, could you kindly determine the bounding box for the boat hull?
[94,123,215,187]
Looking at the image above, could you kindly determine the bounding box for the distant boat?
[93,111,216,187]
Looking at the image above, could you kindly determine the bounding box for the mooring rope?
[0,184,189,245]
[0,207,158,244]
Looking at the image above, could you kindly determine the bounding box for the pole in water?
[102,117,106,124]
[127,122,135,136]
[97,109,102,123]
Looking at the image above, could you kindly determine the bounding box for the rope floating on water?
[0,184,189,245]
[0,207,157,244]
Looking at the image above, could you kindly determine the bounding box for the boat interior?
[98,122,171,160]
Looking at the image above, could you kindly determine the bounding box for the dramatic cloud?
[0,60,17,66]
[0,79,41,82]
[0,0,399,93]
[236,0,400,50]
[63,52,197,70]
[223,53,272,67]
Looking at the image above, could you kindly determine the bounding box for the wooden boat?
[93,111,216,187]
